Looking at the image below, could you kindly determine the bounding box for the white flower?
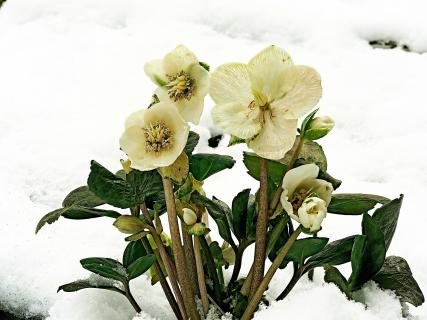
[280,163,333,232]
[210,45,322,160]
[119,102,189,171]
[144,45,210,124]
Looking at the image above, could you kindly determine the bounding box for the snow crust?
[1,0,426,319]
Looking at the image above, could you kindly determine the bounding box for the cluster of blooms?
[120,45,333,232]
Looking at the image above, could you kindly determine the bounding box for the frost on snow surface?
[0,0,427,319]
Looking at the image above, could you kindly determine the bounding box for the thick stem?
[124,281,142,313]
[194,236,210,316]
[141,203,187,320]
[241,216,287,296]
[162,177,200,320]
[141,237,182,320]
[307,232,318,281]
[200,235,222,305]
[181,221,200,296]
[276,269,302,301]
[242,227,302,320]
[249,158,269,299]
[269,136,305,215]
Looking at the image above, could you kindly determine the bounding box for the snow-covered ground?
[1,0,426,319]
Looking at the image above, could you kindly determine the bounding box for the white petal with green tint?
[272,65,322,119]
[144,59,167,86]
[248,45,293,101]
[247,115,297,160]
[209,63,253,105]
[163,45,198,75]
[211,101,262,139]
[282,163,319,198]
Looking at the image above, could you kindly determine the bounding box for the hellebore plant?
[36,45,424,320]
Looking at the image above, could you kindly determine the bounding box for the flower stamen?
[143,121,173,153]
[166,70,195,101]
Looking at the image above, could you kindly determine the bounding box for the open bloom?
[119,102,189,171]
[210,45,322,159]
[280,163,333,232]
[144,45,209,124]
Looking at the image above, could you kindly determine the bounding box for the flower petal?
[280,190,294,217]
[301,178,333,205]
[209,63,253,105]
[282,163,319,199]
[211,102,262,139]
[189,63,210,97]
[163,45,198,75]
[272,65,322,119]
[119,126,149,164]
[144,59,167,86]
[248,45,293,101]
[247,115,297,160]
[155,88,204,125]
[124,109,146,129]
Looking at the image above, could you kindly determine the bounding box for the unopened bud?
[304,116,335,140]
[182,208,197,226]
[188,222,208,236]
[113,215,145,234]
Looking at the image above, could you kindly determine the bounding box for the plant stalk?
[194,236,210,316]
[249,157,269,299]
[200,235,223,305]
[269,136,305,215]
[181,221,200,296]
[240,216,287,296]
[141,237,182,320]
[229,243,247,285]
[141,203,187,319]
[162,177,200,320]
[124,281,142,313]
[242,226,302,320]
[276,268,302,301]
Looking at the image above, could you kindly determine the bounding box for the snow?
[1,0,426,319]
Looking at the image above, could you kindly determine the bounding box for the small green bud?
[187,222,209,236]
[182,208,197,226]
[304,116,335,140]
[113,216,145,234]
[120,159,132,174]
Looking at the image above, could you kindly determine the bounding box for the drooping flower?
[280,163,333,232]
[144,45,210,124]
[210,45,322,159]
[119,102,189,171]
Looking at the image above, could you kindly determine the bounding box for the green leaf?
[184,131,200,156]
[189,153,235,181]
[372,195,403,252]
[285,137,327,172]
[80,257,128,282]
[199,61,210,71]
[243,152,286,185]
[305,235,356,270]
[127,254,155,280]
[209,241,227,267]
[328,194,390,215]
[348,214,386,290]
[87,161,163,209]
[191,192,234,246]
[285,237,329,264]
[123,241,147,268]
[36,206,120,233]
[231,189,251,240]
[245,194,257,241]
[324,265,351,298]
[62,186,105,208]
[57,278,123,294]
[317,170,342,190]
[228,135,245,147]
[373,256,425,307]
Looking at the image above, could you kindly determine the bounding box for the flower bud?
[304,116,334,140]
[222,246,236,265]
[297,197,327,233]
[182,208,197,225]
[113,216,145,234]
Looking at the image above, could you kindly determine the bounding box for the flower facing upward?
[144,45,210,124]
[119,102,189,171]
[210,45,322,159]
[280,163,333,232]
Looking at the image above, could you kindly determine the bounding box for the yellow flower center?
[143,121,173,153]
[290,187,311,212]
[166,70,195,101]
